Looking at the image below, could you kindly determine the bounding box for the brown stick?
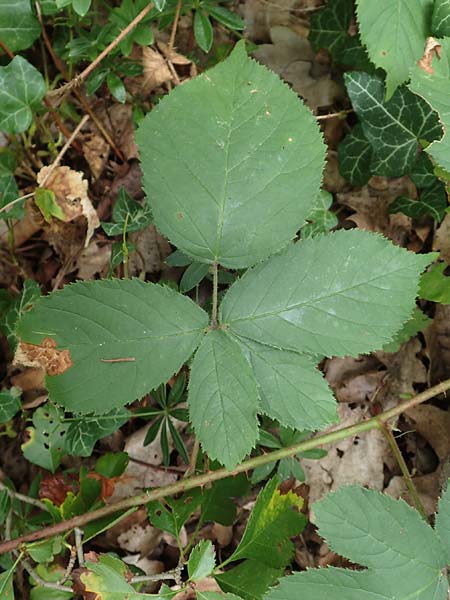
[1,377,450,555]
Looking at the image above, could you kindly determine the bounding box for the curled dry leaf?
[37,166,99,247]
[418,37,442,74]
[15,337,73,376]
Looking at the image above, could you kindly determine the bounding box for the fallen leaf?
[15,337,72,376]
[142,46,173,93]
[75,241,111,280]
[425,304,450,383]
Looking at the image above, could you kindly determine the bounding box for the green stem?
[378,420,427,520]
[210,262,219,328]
[2,378,450,555]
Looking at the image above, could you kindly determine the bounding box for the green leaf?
[188,540,216,582]
[35,189,65,223]
[356,0,433,98]
[17,279,208,414]
[266,485,448,599]
[0,151,20,218]
[102,187,152,236]
[435,479,450,561]
[409,38,450,173]
[188,329,259,469]
[26,537,63,563]
[409,153,437,189]
[72,0,91,17]
[236,338,337,431]
[194,10,213,52]
[300,190,337,238]
[0,565,15,600]
[147,489,202,537]
[217,560,281,600]
[221,230,432,357]
[83,507,137,543]
[389,181,447,222]
[0,56,46,134]
[345,72,442,177]
[206,6,245,30]
[0,0,40,51]
[0,387,21,423]
[137,41,325,269]
[201,473,250,526]
[21,405,67,472]
[228,477,305,568]
[95,452,129,478]
[180,262,210,293]
[382,307,431,352]
[106,72,126,104]
[419,262,450,303]
[0,279,41,351]
[432,0,450,36]
[338,123,373,186]
[65,409,130,456]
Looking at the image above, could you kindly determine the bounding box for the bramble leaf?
[188,540,216,582]
[17,279,208,414]
[221,230,432,357]
[188,329,259,469]
[345,72,441,177]
[137,41,325,268]
[236,338,337,431]
[265,485,449,600]
[0,56,46,134]
[0,0,40,52]
[356,0,432,98]
[217,560,281,600]
[228,477,305,567]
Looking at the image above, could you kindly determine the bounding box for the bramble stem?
[1,378,450,555]
[378,420,427,520]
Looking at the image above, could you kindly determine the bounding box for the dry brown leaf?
[418,37,442,74]
[128,224,173,276]
[433,213,450,263]
[142,47,173,93]
[425,304,450,383]
[82,133,110,180]
[75,241,111,280]
[15,338,72,376]
[117,523,161,555]
[36,166,99,247]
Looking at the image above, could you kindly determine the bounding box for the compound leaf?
[17,279,208,414]
[236,338,337,431]
[228,477,305,568]
[345,72,441,177]
[0,56,46,134]
[356,0,433,98]
[137,41,325,269]
[0,0,40,52]
[409,38,450,172]
[221,230,432,357]
[188,329,259,469]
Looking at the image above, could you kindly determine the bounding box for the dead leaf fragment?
[142,47,173,93]
[418,37,442,74]
[15,338,72,376]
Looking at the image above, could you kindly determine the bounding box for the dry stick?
[378,420,427,520]
[51,1,154,98]
[168,0,183,52]
[0,482,49,512]
[1,378,450,555]
[0,38,15,59]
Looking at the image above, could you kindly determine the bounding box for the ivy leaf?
[188,540,216,582]
[409,38,450,173]
[236,337,337,431]
[409,153,438,189]
[17,279,208,414]
[217,560,281,600]
[228,477,305,567]
[265,485,448,599]
[65,409,130,457]
[188,329,259,469]
[338,123,373,186]
[345,72,442,177]
[221,230,433,357]
[300,190,337,238]
[356,0,432,98]
[389,181,448,222]
[419,262,450,304]
[21,405,68,472]
[0,0,40,51]
[0,151,20,218]
[432,0,450,36]
[0,387,21,423]
[0,56,46,134]
[382,307,431,353]
[102,187,152,236]
[137,41,325,269]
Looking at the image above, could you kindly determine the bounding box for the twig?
[0,38,14,59]
[2,377,450,555]
[58,546,77,584]
[130,565,182,584]
[74,528,84,567]
[50,2,154,98]
[0,481,49,512]
[39,115,90,188]
[168,0,183,52]
[378,421,427,520]
[316,110,352,121]
[184,438,200,478]
[0,193,34,216]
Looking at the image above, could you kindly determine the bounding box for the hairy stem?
[1,378,450,555]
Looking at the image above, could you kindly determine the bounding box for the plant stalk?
[210,262,219,328]
[1,377,450,555]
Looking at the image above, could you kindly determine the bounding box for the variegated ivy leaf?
[0,0,40,52]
